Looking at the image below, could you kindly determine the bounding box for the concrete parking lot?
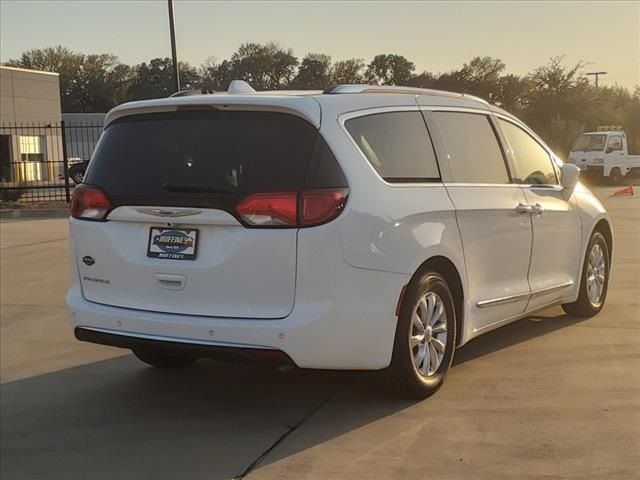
[1,186,639,480]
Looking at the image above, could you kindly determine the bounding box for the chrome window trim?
[443,183,526,188]
[338,106,561,189]
[419,105,490,115]
[476,281,573,308]
[338,106,445,188]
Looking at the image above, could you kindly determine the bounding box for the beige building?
[0,66,63,184]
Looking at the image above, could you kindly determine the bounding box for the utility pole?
[586,71,607,88]
[168,0,180,92]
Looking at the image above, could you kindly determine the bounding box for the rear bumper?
[67,261,408,370]
[75,326,295,366]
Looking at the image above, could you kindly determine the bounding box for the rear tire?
[609,168,623,185]
[562,231,610,317]
[383,271,457,399]
[132,348,196,368]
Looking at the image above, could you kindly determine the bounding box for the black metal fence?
[0,122,103,203]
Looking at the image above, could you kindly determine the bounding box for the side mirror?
[561,163,580,190]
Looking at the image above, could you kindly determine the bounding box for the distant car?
[68,81,613,399]
[568,130,640,184]
[68,160,89,184]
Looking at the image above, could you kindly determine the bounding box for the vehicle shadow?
[0,307,589,480]
[453,306,587,366]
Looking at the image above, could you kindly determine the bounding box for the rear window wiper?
[162,183,239,194]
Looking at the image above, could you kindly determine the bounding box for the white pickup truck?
[567,130,640,184]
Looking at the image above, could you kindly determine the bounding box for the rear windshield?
[85,110,323,206]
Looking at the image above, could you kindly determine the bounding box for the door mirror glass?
[561,163,580,190]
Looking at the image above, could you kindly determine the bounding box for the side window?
[345,111,440,182]
[607,136,622,152]
[431,111,509,184]
[498,119,558,185]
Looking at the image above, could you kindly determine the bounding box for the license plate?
[147,227,198,260]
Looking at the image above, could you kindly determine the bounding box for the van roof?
[104,82,494,129]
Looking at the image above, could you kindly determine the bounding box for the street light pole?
[168,0,180,92]
[586,71,607,88]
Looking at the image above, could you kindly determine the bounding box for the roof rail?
[169,89,216,97]
[323,84,488,104]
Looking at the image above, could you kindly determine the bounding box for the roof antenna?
[228,80,256,94]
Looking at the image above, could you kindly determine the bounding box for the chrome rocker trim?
[477,281,574,308]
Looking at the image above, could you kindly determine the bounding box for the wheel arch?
[407,256,465,347]
[594,218,613,260]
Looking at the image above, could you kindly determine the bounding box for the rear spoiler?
[104,94,322,129]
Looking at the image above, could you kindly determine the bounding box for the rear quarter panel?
[573,183,613,292]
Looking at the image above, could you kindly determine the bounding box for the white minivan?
[67,83,612,398]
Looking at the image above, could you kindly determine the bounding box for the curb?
[0,209,69,220]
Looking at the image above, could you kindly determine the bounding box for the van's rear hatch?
[74,106,343,319]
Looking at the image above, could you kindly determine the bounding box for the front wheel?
[132,348,196,368]
[562,231,610,317]
[383,271,457,399]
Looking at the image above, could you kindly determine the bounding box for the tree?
[70,55,133,112]
[456,56,505,102]
[494,74,531,113]
[292,53,332,89]
[198,57,232,91]
[366,54,415,85]
[6,46,82,110]
[406,71,437,89]
[522,56,591,154]
[128,58,199,100]
[227,42,298,90]
[331,58,366,84]
[5,46,131,112]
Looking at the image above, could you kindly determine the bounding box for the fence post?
[60,120,71,203]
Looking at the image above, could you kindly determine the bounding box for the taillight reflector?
[70,185,111,221]
[236,189,348,227]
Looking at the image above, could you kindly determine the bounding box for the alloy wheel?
[410,291,448,376]
[586,243,606,307]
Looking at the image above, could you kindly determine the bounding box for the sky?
[1,0,638,90]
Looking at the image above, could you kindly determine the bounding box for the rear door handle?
[515,203,532,214]
[154,273,186,291]
[531,203,545,215]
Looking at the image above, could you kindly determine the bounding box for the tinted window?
[85,110,328,207]
[432,111,509,184]
[305,135,348,188]
[345,111,440,182]
[498,119,558,185]
[607,136,622,152]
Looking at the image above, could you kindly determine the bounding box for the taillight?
[236,192,298,226]
[236,189,348,227]
[70,185,111,221]
[301,188,349,226]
